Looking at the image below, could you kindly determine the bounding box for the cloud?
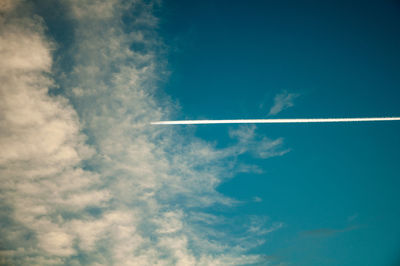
[0,0,19,12]
[268,90,299,116]
[300,226,359,238]
[0,3,108,263]
[347,213,358,222]
[0,1,284,265]
[253,196,263,202]
[229,125,290,159]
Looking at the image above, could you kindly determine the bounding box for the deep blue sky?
[159,1,400,265]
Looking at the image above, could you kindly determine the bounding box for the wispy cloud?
[300,226,359,238]
[253,196,263,202]
[347,213,359,222]
[229,125,289,159]
[0,1,284,265]
[268,90,299,116]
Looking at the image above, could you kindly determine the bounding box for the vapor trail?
[151,117,400,125]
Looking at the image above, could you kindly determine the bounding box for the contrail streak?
[151,117,400,125]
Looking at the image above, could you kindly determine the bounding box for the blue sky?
[160,0,400,265]
[0,0,399,265]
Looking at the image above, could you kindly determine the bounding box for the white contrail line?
[151,117,400,125]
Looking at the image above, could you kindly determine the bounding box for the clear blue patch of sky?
[159,0,400,265]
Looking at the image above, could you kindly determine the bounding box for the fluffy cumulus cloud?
[268,90,299,116]
[0,1,286,265]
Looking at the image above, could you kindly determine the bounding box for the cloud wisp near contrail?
[151,117,400,125]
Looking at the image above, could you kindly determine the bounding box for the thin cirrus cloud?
[299,226,359,238]
[0,0,285,265]
[268,90,299,115]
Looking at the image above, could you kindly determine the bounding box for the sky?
[0,0,400,265]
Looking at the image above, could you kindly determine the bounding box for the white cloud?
[0,1,284,265]
[0,0,20,12]
[38,231,75,256]
[268,90,299,116]
[229,125,290,159]
[0,2,109,264]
